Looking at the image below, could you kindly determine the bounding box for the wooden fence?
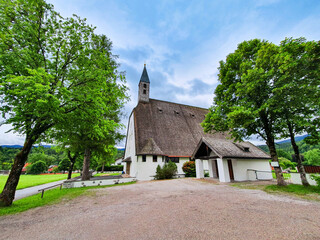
[301,165,320,173]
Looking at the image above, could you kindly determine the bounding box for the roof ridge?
[149,98,208,111]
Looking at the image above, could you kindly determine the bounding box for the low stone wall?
[63,177,136,188]
[290,173,318,186]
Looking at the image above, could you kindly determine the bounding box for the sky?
[1,0,320,146]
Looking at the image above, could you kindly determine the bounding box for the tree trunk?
[101,162,105,173]
[81,148,91,181]
[0,138,35,206]
[288,124,309,186]
[67,151,78,180]
[267,138,287,186]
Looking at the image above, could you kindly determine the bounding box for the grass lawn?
[0,181,136,216]
[0,173,80,191]
[272,172,291,179]
[231,182,320,201]
[94,172,121,177]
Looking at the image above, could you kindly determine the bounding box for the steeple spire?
[138,64,150,103]
[139,64,150,83]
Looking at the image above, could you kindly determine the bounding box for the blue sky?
[1,0,320,146]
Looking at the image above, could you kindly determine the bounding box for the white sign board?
[270,161,279,167]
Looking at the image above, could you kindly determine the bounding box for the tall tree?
[202,39,287,186]
[272,38,320,186]
[0,0,127,206]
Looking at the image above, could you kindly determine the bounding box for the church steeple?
[138,64,150,103]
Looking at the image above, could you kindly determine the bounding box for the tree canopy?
[0,0,128,206]
[202,38,320,186]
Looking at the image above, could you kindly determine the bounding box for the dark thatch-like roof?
[192,137,270,159]
[133,99,228,157]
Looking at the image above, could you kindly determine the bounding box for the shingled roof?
[192,137,270,159]
[133,98,228,157]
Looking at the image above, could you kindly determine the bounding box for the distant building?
[123,65,271,181]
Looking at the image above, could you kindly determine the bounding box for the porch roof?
[192,137,270,160]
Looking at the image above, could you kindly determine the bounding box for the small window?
[190,113,195,118]
[174,110,179,115]
[142,155,146,162]
[143,89,146,94]
[143,83,147,88]
[153,155,157,162]
[166,156,179,163]
[158,107,163,113]
[244,147,250,152]
[162,156,165,162]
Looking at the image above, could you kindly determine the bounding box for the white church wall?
[135,156,189,180]
[123,113,137,177]
[232,159,272,181]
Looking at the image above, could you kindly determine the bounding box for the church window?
[142,155,146,162]
[166,156,179,163]
[153,155,157,162]
[143,89,146,94]
[143,83,147,88]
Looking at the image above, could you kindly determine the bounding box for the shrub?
[96,165,123,171]
[154,161,177,180]
[182,161,196,177]
[204,172,209,177]
[52,166,59,174]
[311,174,320,188]
[27,161,47,174]
[279,157,296,170]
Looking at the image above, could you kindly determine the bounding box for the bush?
[96,165,123,171]
[52,166,59,174]
[311,174,320,188]
[154,161,177,180]
[204,172,209,177]
[26,161,47,174]
[182,161,196,177]
[279,157,296,170]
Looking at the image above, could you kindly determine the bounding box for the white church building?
[123,65,272,182]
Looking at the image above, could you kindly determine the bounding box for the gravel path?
[1,179,320,240]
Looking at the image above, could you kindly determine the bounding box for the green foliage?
[52,166,59,174]
[27,153,55,167]
[58,158,70,172]
[154,161,178,180]
[277,149,292,160]
[265,184,320,195]
[182,161,196,177]
[304,149,320,166]
[278,157,296,170]
[26,161,47,174]
[310,174,320,188]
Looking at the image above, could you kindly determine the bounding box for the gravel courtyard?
[1,179,320,240]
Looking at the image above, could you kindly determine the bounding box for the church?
[123,65,272,181]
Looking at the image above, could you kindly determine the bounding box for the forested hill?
[258,138,320,165]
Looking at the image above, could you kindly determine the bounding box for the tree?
[271,38,320,186]
[202,39,286,186]
[58,158,70,173]
[304,149,320,166]
[27,161,47,174]
[0,0,127,206]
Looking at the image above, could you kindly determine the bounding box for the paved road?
[14,180,65,201]
[1,179,320,240]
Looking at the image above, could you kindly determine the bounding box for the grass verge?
[231,182,320,201]
[93,172,121,177]
[0,173,80,191]
[0,181,136,216]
